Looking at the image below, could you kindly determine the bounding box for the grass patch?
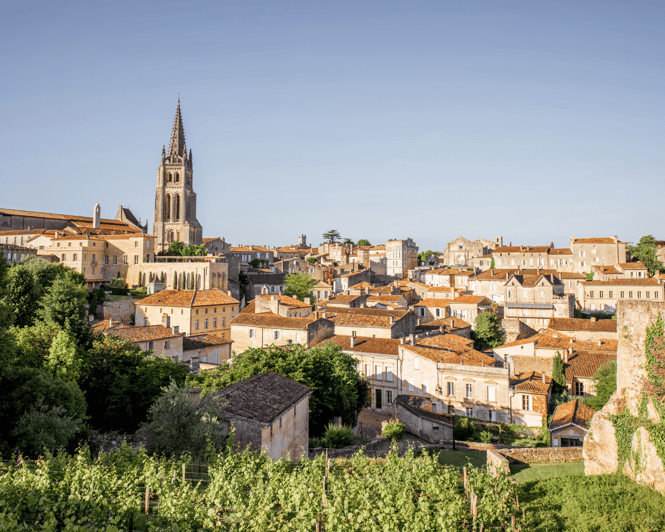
[436,450,486,469]
[518,472,665,531]
[511,461,584,482]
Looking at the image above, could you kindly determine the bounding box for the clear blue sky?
[3,1,664,251]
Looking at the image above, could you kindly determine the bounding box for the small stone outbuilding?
[215,371,312,461]
[549,400,596,447]
[395,395,453,443]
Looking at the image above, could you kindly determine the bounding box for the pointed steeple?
[167,98,186,159]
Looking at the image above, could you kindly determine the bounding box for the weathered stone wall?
[583,300,665,493]
[500,447,582,464]
[487,448,510,474]
[103,300,135,322]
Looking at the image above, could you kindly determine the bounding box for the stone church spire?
[167,98,187,159]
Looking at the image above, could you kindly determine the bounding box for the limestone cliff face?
[583,301,665,493]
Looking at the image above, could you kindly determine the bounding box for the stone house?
[320,335,401,413]
[321,307,416,339]
[394,395,454,442]
[504,273,574,329]
[386,238,418,279]
[422,268,473,289]
[332,268,372,294]
[0,242,37,265]
[569,236,627,274]
[442,236,500,268]
[549,400,596,447]
[548,248,574,272]
[417,316,472,339]
[214,372,312,461]
[578,278,664,314]
[311,281,333,302]
[202,236,230,256]
[365,294,408,309]
[182,334,232,368]
[325,294,367,308]
[230,311,333,353]
[135,289,240,339]
[94,322,183,359]
[558,272,586,296]
[245,271,286,300]
[225,246,275,281]
[447,295,493,325]
[591,261,649,281]
[468,268,559,304]
[412,298,451,323]
[492,245,552,269]
[467,254,493,273]
[509,371,552,427]
[545,317,617,342]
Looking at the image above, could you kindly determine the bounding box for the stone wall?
[500,447,583,464]
[487,448,510,474]
[103,300,136,322]
[583,300,665,493]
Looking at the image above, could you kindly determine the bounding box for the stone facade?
[578,278,664,314]
[153,101,203,253]
[126,258,228,291]
[570,236,627,274]
[386,238,418,279]
[583,300,665,493]
[443,236,500,267]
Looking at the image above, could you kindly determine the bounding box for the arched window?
[165,195,171,221]
[168,173,172,182]
[175,195,181,222]
[174,173,180,182]
[167,230,175,243]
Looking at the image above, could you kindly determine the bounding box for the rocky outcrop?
[583,301,665,493]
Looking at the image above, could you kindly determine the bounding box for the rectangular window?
[599,291,604,298]
[104,255,109,265]
[589,291,594,298]
[148,341,154,351]
[447,382,454,396]
[465,408,473,417]
[386,365,394,382]
[637,291,642,299]
[123,255,128,265]
[91,254,96,264]
[248,329,255,338]
[413,357,419,370]
[213,318,217,328]
[408,379,414,392]
[113,255,117,264]
[274,330,280,340]
[386,391,393,405]
[204,319,208,329]
[134,255,139,265]
[365,364,371,377]
[522,395,532,411]
[222,318,225,326]
[647,292,651,299]
[61,253,66,262]
[629,291,633,298]
[466,384,473,399]
[609,291,613,298]
[195,320,199,331]
[173,326,179,334]
[422,380,429,394]
[164,341,170,349]
[487,386,496,402]
[375,365,382,380]
[620,291,625,298]
[575,382,585,395]
[73,253,78,261]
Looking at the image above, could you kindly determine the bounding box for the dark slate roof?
[214,371,311,424]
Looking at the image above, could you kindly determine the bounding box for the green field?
[511,461,585,482]
[436,449,487,469]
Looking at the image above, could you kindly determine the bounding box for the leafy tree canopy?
[190,343,371,436]
[342,238,355,246]
[165,240,208,257]
[552,351,566,394]
[628,235,664,276]
[585,360,617,411]
[490,257,496,269]
[284,272,317,303]
[357,239,371,247]
[37,276,91,347]
[471,311,504,351]
[323,230,341,244]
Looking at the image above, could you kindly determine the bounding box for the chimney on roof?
[93,202,101,230]
[509,356,516,377]
[400,337,405,344]
[322,310,328,319]
[439,326,445,333]
[304,297,311,306]
[542,371,547,384]
[410,333,416,345]
[598,340,602,346]
[564,350,568,363]
[162,313,170,328]
[389,314,395,325]
[350,336,356,348]
[108,318,113,327]
[590,317,596,322]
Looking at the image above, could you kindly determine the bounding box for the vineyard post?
[182,463,186,483]
[463,466,467,495]
[172,470,176,487]
[145,486,149,515]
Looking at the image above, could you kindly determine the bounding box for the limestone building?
[154,100,203,253]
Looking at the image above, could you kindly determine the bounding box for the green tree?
[37,276,91,347]
[585,360,617,410]
[490,257,496,269]
[3,266,39,327]
[183,243,208,256]
[173,272,178,289]
[46,330,83,382]
[166,240,185,256]
[471,312,504,351]
[628,235,664,276]
[80,333,188,433]
[306,257,318,264]
[552,351,567,394]
[343,238,355,246]
[323,229,341,243]
[357,239,371,247]
[10,323,61,369]
[284,272,317,302]
[137,381,226,458]
[191,343,371,436]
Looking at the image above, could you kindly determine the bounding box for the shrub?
[321,423,355,449]
[479,430,492,443]
[453,416,474,441]
[381,421,406,441]
[308,437,322,449]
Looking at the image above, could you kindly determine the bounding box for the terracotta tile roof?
[349,281,374,290]
[472,269,558,281]
[508,273,561,288]
[395,395,453,426]
[214,371,311,424]
[255,294,311,308]
[327,294,365,304]
[558,272,586,279]
[106,325,180,343]
[494,246,551,253]
[582,279,661,286]
[403,338,494,367]
[550,400,597,431]
[202,238,219,243]
[230,312,319,330]
[547,318,617,333]
[511,371,552,394]
[414,298,451,308]
[571,237,616,244]
[318,335,401,356]
[138,289,239,307]
[367,295,405,303]
[565,352,616,381]
[370,286,398,294]
[370,245,386,250]
[425,286,457,292]
[619,262,647,270]
[183,334,231,350]
[418,334,475,349]
[240,300,256,314]
[322,307,410,328]
[450,295,492,305]
[549,248,573,255]
[424,317,472,330]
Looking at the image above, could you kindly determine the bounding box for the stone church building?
[153,99,203,253]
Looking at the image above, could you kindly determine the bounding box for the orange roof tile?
[572,237,617,244]
[547,318,617,333]
[550,400,597,431]
[511,371,552,394]
[139,289,239,307]
[230,312,319,330]
[583,279,660,286]
[414,298,451,308]
[318,335,400,356]
[106,325,180,343]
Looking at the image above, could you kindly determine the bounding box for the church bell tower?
[154,99,203,253]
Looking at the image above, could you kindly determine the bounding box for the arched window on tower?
[168,173,172,182]
[175,195,181,222]
[174,173,180,182]
[167,230,175,243]
[165,195,171,222]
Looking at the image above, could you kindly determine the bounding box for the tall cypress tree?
[552,350,566,394]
